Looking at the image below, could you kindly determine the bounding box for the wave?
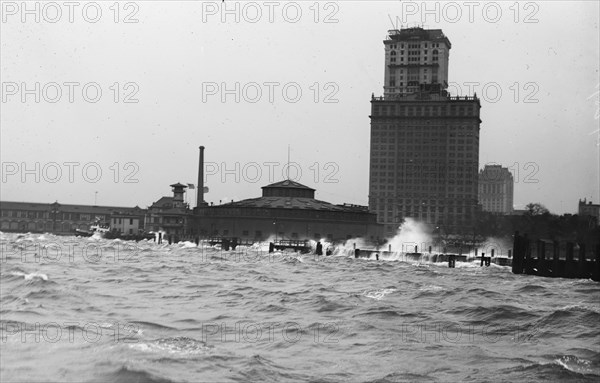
[128,321,178,331]
[129,336,211,357]
[92,365,175,383]
[364,371,436,382]
[536,305,600,327]
[8,271,48,281]
[516,284,548,293]
[235,354,313,383]
[462,287,507,299]
[362,288,397,300]
[354,309,406,319]
[447,304,539,323]
[501,357,600,382]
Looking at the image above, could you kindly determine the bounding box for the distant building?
[195,180,383,242]
[110,212,144,235]
[478,165,514,214]
[578,198,600,226]
[145,183,193,238]
[0,201,145,235]
[369,28,481,237]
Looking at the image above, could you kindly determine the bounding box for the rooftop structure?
[383,27,451,98]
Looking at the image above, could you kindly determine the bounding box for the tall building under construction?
[369,28,481,237]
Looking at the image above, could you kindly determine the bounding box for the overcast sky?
[1,1,599,214]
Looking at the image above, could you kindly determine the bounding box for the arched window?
[433,49,438,55]
[391,51,396,56]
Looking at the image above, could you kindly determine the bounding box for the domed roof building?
[194,180,382,243]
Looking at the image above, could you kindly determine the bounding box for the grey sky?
[1,1,599,214]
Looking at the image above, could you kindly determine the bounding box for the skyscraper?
[369,28,481,237]
[478,165,514,214]
[383,28,450,97]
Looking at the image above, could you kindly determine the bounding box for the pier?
[512,232,600,281]
[351,246,512,268]
[207,237,311,253]
[269,239,312,253]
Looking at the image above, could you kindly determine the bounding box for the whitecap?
[363,288,397,300]
[10,271,48,281]
[129,337,209,356]
[553,355,594,375]
[419,285,443,292]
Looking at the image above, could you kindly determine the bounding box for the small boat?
[74,222,110,238]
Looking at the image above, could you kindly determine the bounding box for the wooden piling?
[448,254,455,268]
[565,242,575,278]
[480,252,490,267]
[512,232,523,274]
[552,240,560,277]
[578,243,587,278]
[594,244,600,282]
[524,235,534,274]
[512,234,598,281]
[539,240,548,276]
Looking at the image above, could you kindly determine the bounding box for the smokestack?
[197,146,205,207]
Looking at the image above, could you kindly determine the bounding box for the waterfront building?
[578,198,600,226]
[110,213,144,235]
[478,165,514,214]
[194,180,382,242]
[369,27,481,237]
[0,200,145,235]
[145,183,193,238]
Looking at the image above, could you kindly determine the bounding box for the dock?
[207,237,311,253]
[512,232,600,281]
[270,239,312,253]
[351,248,511,267]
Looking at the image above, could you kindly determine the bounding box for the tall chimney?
[197,146,205,207]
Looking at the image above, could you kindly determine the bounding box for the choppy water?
[1,232,599,382]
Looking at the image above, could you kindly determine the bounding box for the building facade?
[478,165,514,214]
[195,180,382,242]
[383,28,451,97]
[110,213,144,235]
[369,28,481,237]
[145,183,193,238]
[578,198,600,226]
[0,201,145,235]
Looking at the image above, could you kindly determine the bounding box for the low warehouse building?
[194,180,383,243]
